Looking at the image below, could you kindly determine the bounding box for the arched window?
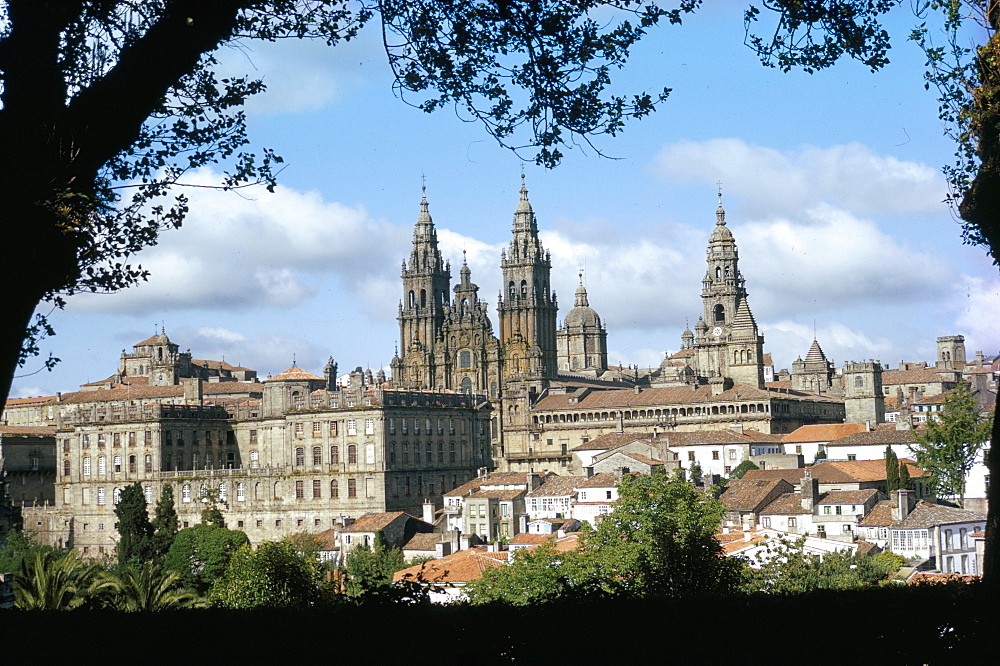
[236,482,246,501]
[295,447,305,466]
[330,479,339,499]
[461,377,473,394]
[420,289,427,307]
[714,304,725,323]
[348,445,357,464]
[182,484,191,502]
[330,445,339,465]
[461,298,470,314]
[508,281,516,298]
[113,487,122,504]
[408,290,415,307]
[312,446,322,465]
[520,280,528,296]
[218,483,227,501]
[715,266,721,280]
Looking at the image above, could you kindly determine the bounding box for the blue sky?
[12,4,1000,397]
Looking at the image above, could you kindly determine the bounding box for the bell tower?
[497,176,558,381]
[693,190,764,388]
[393,187,451,389]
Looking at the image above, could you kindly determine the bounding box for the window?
[728,450,737,460]
[113,487,122,504]
[712,451,720,460]
[960,528,968,549]
[460,350,472,368]
[788,517,797,528]
[347,420,357,436]
[331,446,339,465]
[82,434,90,448]
[144,454,152,473]
[945,529,953,551]
[762,517,771,527]
[295,480,305,499]
[823,506,832,515]
[256,519,263,528]
[83,457,91,475]
[606,490,613,500]
[835,505,842,515]
[438,442,444,463]
[98,456,107,475]
[330,479,339,499]
[144,486,152,503]
[295,422,304,438]
[113,433,121,447]
[313,479,322,499]
[236,482,246,502]
[313,446,322,465]
[218,483,227,501]
[687,451,695,461]
[250,450,259,469]
[313,421,322,437]
[348,445,357,464]
[365,418,375,435]
[847,454,857,461]
[250,429,258,443]
[63,459,70,477]
[348,478,357,498]
[295,447,305,466]
[98,487,106,505]
[182,484,191,502]
[128,455,136,474]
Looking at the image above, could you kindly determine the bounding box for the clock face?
[712,326,723,337]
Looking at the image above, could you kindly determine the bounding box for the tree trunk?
[0,287,48,414]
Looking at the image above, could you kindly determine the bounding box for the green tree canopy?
[162,523,249,594]
[729,459,760,480]
[911,379,992,507]
[14,548,99,610]
[150,485,179,559]
[746,537,906,595]
[466,472,745,604]
[209,540,323,609]
[343,531,407,599]
[90,561,204,611]
[886,446,901,494]
[114,482,154,567]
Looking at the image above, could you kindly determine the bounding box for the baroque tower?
[843,360,885,425]
[439,254,501,396]
[497,177,559,381]
[392,189,451,389]
[693,192,764,388]
[556,274,608,373]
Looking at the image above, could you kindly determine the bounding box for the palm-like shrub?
[15,549,97,610]
[91,562,205,611]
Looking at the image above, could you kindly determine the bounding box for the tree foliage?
[886,445,901,493]
[150,485,179,559]
[14,549,99,610]
[0,529,59,574]
[343,531,407,598]
[729,459,759,480]
[162,523,249,594]
[746,536,906,594]
[466,472,745,604]
[209,540,323,609]
[912,379,992,506]
[114,482,154,567]
[91,561,204,611]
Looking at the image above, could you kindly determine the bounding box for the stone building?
[19,339,492,556]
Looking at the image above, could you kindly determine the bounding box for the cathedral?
[384,180,840,473]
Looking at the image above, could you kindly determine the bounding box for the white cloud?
[762,320,894,370]
[68,169,407,316]
[652,138,946,218]
[735,204,952,319]
[954,274,1000,356]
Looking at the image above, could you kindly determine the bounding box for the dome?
[564,305,601,328]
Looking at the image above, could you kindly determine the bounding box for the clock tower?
[693,192,764,388]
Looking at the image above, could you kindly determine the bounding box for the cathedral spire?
[574,273,590,308]
[716,184,726,226]
[513,173,536,232]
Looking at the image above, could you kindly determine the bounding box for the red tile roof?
[783,423,868,443]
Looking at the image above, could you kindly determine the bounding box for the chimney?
[800,468,818,512]
[891,489,915,522]
[182,377,203,405]
[526,472,542,491]
[518,513,529,534]
[434,541,452,559]
[422,501,435,525]
[460,533,471,550]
